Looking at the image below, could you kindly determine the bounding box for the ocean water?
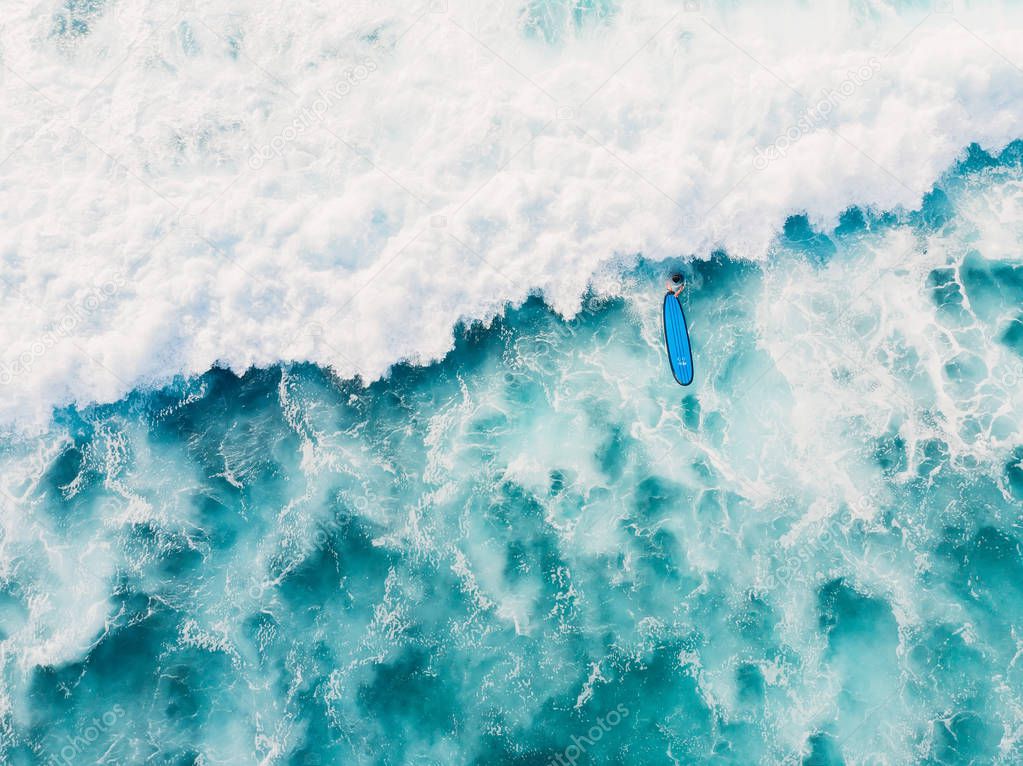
[3,141,1023,764]
[2,1,1023,764]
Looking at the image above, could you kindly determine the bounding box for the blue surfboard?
[662,293,694,386]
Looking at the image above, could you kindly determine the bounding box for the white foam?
[2,0,1023,428]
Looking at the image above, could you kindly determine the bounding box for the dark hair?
[670,273,683,284]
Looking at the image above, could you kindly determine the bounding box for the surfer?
[662,272,694,385]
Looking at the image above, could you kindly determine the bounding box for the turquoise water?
[2,143,1023,764]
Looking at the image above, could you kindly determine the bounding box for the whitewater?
[0,0,1021,426]
[2,0,1023,764]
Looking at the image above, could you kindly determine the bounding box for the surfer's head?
[670,273,683,285]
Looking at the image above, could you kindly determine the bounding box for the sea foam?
[2,0,1023,428]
